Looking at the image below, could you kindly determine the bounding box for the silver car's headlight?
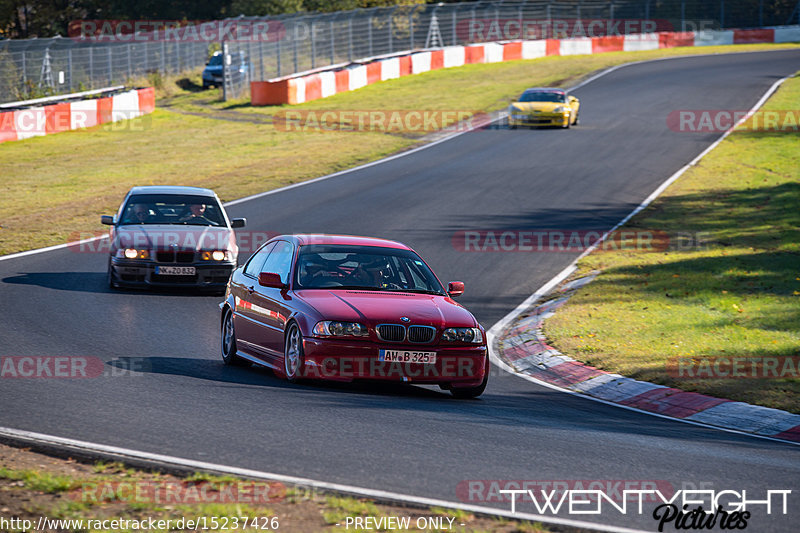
[200,250,234,262]
[118,248,149,259]
[441,327,483,343]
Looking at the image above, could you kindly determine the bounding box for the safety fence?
[1,0,798,104]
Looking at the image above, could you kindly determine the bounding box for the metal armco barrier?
[1,0,798,104]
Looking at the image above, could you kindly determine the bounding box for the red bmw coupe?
[219,235,489,398]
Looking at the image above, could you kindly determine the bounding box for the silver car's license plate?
[379,350,436,364]
[156,266,196,275]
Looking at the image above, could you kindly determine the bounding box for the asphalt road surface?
[2,50,799,532]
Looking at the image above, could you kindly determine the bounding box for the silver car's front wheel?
[284,323,305,382]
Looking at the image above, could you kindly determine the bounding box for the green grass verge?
[543,73,800,414]
[1,43,797,256]
[0,466,78,493]
[0,460,554,533]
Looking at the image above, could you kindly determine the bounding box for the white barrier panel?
[14,107,46,139]
[292,77,306,104]
[348,65,368,90]
[624,33,660,51]
[70,99,98,130]
[483,42,504,63]
[774,26,800,42]
[319,72,336,98]
[411,52,432,73]
[560,38,593,56]
[111,90,141,121]
[522,40,547,59]
[443,46,466,68]
[380,57,400,80]
[694,30,734,46]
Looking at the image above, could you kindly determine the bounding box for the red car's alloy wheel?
[284,323,305,382]
[221,309,244,366]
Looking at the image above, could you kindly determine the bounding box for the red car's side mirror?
[259,272,286,289]
[448,281,465,298]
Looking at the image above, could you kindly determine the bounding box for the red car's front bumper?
[301,337,488,387]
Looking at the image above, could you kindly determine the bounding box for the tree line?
[0,0,426,39]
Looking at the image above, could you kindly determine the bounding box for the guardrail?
[0,87,155,144]
[1,1,798,104]
[0,85,125,109]
[222,0,800,100]
[250,25,800,106]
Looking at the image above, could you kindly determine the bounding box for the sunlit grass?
[1,42,797,256]
[544,73,800,413]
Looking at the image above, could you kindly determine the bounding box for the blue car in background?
[202,51,250,90]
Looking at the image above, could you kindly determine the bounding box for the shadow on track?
[107,356,448,400]
[2,272,219,297]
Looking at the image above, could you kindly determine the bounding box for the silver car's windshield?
[295,245,446,294]
[120,194,226,226]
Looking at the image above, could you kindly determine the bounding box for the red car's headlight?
[313,321,369,337]
[441,327,483,343]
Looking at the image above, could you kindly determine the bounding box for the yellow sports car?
[508,88,580,129]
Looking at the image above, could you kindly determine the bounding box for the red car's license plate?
[379,350,437,364]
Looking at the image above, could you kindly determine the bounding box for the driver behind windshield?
[126,203,153,223]
[180,203,211,223]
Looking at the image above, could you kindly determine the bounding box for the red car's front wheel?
[284,323,305,383]
[221,309,246,366]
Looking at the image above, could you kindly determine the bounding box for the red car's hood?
[295,290,478,328]
[113,225,236,252]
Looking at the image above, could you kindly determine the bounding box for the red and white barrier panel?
[251,25,800,106]
[0,87,155,144]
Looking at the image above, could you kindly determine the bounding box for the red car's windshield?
[295,245,446,295]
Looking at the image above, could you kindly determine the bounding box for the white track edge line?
[486,73,800,448]
[0,426,650,533]
[3,46,796,263]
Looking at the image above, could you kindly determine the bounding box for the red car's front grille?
[377,324,406,342]
[375,324,437,343]
[408,325,436,343]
